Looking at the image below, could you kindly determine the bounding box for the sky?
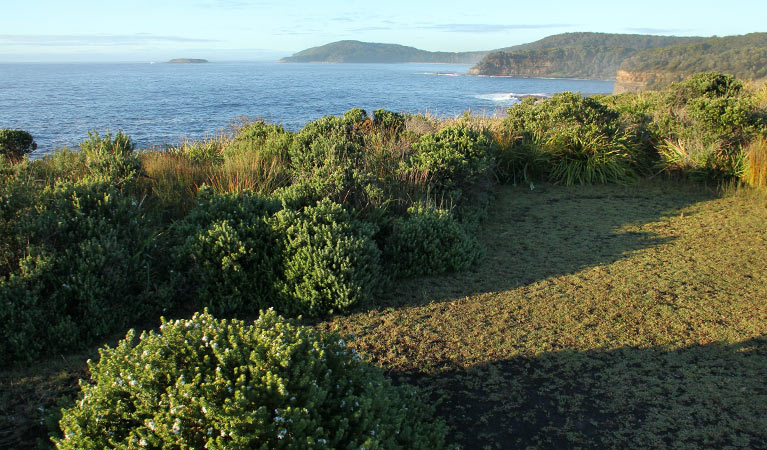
[1,0,766,62]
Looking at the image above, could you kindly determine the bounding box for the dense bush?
[179,187,283,315]
[385,203,481,278]
[650,73,760,181]
[405,125,497,200]
[373,109,406,133]
[79,131,143,186]
[0,129,37,160]
[56,310,447,449]
[503,93,640,184]
[0,180,174,364]
[271,199,383,316]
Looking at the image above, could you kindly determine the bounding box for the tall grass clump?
[651,72,760,181]
[503,92,640,185]
[743,135,767,188]
[56,310,448,449]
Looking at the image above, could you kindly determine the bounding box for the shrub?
[385,203,481,278]
[373,109,406,133]
[0,129,37,160]
[55,310,447,449]
[180,187,283,315]
[0,181,174,364]
[405,125,497,200]
[503,92,641,184]
[271,199,383,316]
[79,130,143,186]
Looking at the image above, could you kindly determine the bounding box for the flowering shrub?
[56,310,447,449]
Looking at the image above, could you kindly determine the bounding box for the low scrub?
[385,203,481,278]
[56,310,447,449]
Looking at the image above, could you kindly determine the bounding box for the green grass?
[320,181,767,449]
[3,180,767,449]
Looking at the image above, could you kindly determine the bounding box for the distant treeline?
[470,33,706,79]
[620,33,767,87]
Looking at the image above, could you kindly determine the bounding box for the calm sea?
[0,62,614,157]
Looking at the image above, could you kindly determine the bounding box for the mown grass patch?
[320,181,767,449]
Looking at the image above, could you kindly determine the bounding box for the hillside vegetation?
[1,73,766,449]
[280,40,488,64]
[470,32,704,78]
[617,33,767,90]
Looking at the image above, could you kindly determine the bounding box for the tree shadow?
[378,180,718,308]
[397,336,767,449]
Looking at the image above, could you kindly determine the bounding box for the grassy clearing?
[319,180,767,449]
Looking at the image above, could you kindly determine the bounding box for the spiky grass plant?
[743,135,767,188]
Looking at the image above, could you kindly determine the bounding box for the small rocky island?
[167,58,209,64]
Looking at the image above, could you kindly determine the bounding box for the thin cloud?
[0,34,219,47]
[424,23,576,33]
[194,0,273,8]
[625,27,691,34]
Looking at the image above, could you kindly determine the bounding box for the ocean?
[0,62,614,157]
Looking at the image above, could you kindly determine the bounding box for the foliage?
[473,32,704,78]
[179,187,283,315]
[0,180,174,364]
[405,125,497,200]
[743,135,767,187]
[271,199,383,316]
[373,109,406,133]
[0,129,37,160]
[78,131,143,187]
[56,310,447,450]
[503,92,639,184]
[621,33,767,87]
[385,203,481,278]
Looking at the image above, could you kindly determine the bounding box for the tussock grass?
[743,135,767,188]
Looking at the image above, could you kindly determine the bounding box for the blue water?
[0,62,614,156]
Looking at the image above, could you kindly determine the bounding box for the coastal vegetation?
[1,72,766,449]
[470,32,705,79]
[280,40,487,64]
[617,32,767,91]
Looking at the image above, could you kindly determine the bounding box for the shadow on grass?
[399,336,767,449]
[379,180,717,308]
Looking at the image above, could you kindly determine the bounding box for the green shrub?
[405,125,497,200]
[180,187,283,315]
[271,199,383,316]
[79,130,143,186]
[373,109,406,133]
[504,92,641,184]
[385,203,481,278]
[0,181,174,364]
[56,310,447,449]
[651,73,760,181]
[178,139,225,166]
[0,129,37,160]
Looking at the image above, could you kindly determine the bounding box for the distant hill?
[470,33,705,79]
[168,58,209,64]
[615,33,767,92]
[280,40,488,64]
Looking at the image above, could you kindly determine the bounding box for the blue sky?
[1,0,766,62]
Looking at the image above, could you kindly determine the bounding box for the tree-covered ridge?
[620,33,767,86]
[470,46,638,80]
[471,33,704,78]
[280,40,488,64]
[497,32,705,53]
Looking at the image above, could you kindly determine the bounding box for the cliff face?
[470,47,634,80]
